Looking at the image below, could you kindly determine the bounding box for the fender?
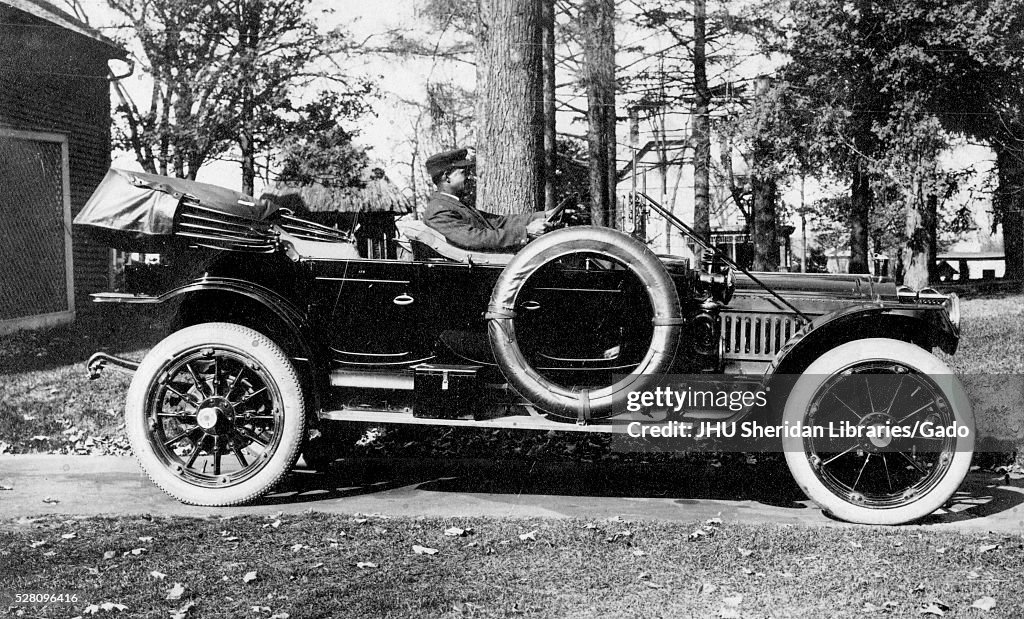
[767,302,957,379]
[93,276,326,409]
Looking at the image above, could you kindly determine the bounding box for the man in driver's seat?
[423,147,549,252]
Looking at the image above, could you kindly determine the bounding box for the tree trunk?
[542,0,557,212]
[901,186,935,289]
[476,0,543,215]
[692,0,711,243]
[752,174,778,271]
[849,157,871,274]
[240,129,255,196]
[995,143,1024,280]
[581,0,615,227]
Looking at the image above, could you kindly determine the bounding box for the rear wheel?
[782,338,973,525]
[125,323,306,506]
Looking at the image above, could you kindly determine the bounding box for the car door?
[310,258,429,368]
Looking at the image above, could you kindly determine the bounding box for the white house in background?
[613,107,795,269]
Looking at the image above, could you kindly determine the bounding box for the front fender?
[767,303,957,378]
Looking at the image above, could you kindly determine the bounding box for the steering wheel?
[545,194,580,228]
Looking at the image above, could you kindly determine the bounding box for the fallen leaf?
[103,550,116,560]
[645,582,665,589]
[971,596,996,611]
[170,600,196,619]
[688,528,708,540]
[918,603,944,616]
[632,549,647,557]
[935,547,946,554]
[166,582,185,601]
[29,540,46,548]
[979,544,1000,553]
[100,602,127,612]
[444,527,466,537]
[138,536,153,542]
[705,518,723,526]
[150,571,167,580]
[62,533,77,540]
[413,544,439,555]
[356,562,377,569]
[849,541,863,549]
[518,530,538,541]
[44,550,56,557]
[738,548,753,557]
[583,523,599,530]
[42,496,60,504]
[86,566,100,575]
[270,520,282,529]
[912,583,926,593]
[290,544,306,552]
[124,548,146,556]
[269,613,289,619]
[243,571,258,583]
[354,518,368,524]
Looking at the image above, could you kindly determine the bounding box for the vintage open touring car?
[75,168,970,525]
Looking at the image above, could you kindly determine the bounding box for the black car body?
[77,169,970,525]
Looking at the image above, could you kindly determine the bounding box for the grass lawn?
[1,514,1021,618]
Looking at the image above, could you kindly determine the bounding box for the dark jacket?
[423,192,542,252]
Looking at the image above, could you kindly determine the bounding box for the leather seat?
[394,216,515,266]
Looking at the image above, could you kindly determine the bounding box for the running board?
[330,370,414,390]
[318,407,617,433]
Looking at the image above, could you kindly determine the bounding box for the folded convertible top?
[74,168,277,252]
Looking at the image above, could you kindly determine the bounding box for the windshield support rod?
[635,192,810,323]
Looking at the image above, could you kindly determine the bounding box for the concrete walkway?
[1,454,1022,531]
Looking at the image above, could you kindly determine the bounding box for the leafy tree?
[106,0,370,194]
[274,91,371,188]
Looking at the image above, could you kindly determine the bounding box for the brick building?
[0,0,124,333]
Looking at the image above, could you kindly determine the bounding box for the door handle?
[393,294,414,306]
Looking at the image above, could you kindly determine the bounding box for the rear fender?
[159,277,326,412]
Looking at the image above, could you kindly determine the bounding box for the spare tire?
[485,226,683,421]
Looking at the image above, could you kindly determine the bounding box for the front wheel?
[782,338,973,525]
[125,323,306,506]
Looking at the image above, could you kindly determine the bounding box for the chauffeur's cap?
[426,147,475,181]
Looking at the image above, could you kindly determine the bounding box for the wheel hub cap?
[860,412,894,450]
[195,397,234,433]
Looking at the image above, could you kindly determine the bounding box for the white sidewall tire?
[125,322,306,506]
[782,338,973,525]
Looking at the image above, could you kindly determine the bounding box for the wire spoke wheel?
[148,349,284,487]
[803,362,956,509]
[782,338,973,525]
[126,323,305,506]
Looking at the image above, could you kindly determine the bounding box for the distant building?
[0,0,125,333]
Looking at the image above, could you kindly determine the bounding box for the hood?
[734,271,900,300]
